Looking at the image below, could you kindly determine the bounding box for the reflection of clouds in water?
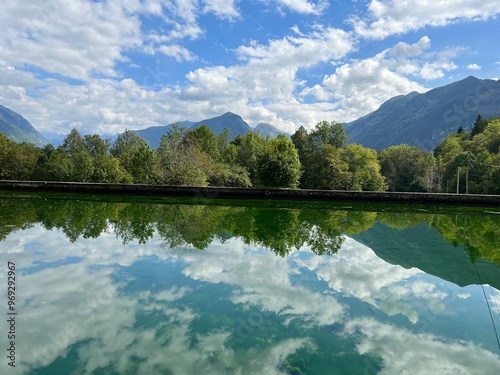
[2,225,499,374]
[14,262,137,373]
[344,317,500,375]
[486,286,500,315]
[182,238,345,326]
[297,236,448,323]
[2,227,313,374]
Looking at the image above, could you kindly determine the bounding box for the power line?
[468,155,500,169]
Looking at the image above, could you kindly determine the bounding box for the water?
[1,192,500,374]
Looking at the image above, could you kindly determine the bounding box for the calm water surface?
[1,192,500,374]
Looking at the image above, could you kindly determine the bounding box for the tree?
[255,135,302,188]
[470,114,487,138]
[0,133,40,180]
[301,144,350,190]
[379,144,434,192]
[309,121,348,150]
[344,144,387,191]
[111,130,157,183]
[184,125,221,162]
[292,121,349,189]
[156,125,212,186]
[232,132,267,185]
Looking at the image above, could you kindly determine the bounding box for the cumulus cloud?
[466,63,482,71]
[202,0,241,20]
[301,36,467,119]
[0,0,146,80]
[297,237,448,323]
[344,318,500,374]
[182,239,345,326]
[352,0,500,39]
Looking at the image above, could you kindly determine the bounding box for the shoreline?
[1,180,500,207]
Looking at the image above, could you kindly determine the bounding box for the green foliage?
[54,129,129,183]
[470,114,488,138]
[309,121,347,150]
[231,132,267,184]
[344,144,387,191]
[379,144,435,192]
[255,135,302,188]
[434,117,500,194]
[292,122,385,191]
[2,113,499,194]
[111,130,157,183]
[156,125,212,186]
[0,133,40,180]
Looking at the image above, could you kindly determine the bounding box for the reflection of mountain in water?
[1,192,499,291]
[353,223,500,291]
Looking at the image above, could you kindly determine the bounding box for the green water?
[1,192,500,374]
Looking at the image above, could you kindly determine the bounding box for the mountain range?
[118,112,290,149]
[344,76,500,151]
[2,76,500,152]
[0,104,49,147]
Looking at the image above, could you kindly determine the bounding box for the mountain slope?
[116,112,288,149]
[254,122,289,138]
[345,76,500,151]
[133,121,194,149]
[190,112,251,137]
[0,104,49,147]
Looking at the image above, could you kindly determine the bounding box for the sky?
[1,0,500,139]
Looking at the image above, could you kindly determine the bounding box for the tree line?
[1,196,498,265]
[1,115,499,193]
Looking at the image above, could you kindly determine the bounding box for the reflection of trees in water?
[1,196,499,262]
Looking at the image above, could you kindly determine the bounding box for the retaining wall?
[1,180,500,206]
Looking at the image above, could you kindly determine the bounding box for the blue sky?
[1,0,499,138]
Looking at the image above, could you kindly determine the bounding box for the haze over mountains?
[1,76,500,151]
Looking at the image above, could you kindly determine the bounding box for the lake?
[1,192,500,374]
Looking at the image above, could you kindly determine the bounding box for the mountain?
[191,112,251,137]
[0,104,49,147]
[254,122,290,138]
[344,76,500,151]
[116,112,288,149]
[352,222,500,291]
[130,121,194,149]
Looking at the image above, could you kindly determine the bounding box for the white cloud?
[157,44,196,62]
[0,0,146,80]
[352,0,500,39]
[181,238,345,326]
[318,38,431,119]
[304,37,466,119]
[297,237,448,323]
[466,63,482,71]
[202,0,241,20]
[344,318,500,374]
[275,0,329,15]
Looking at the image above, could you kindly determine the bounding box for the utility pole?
[456,167,460,194]
[466,167,469,194]
[466,156,470,194]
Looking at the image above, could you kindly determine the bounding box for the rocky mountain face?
[345,76,500,151]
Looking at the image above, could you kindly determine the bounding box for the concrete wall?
[1,180,499,206]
